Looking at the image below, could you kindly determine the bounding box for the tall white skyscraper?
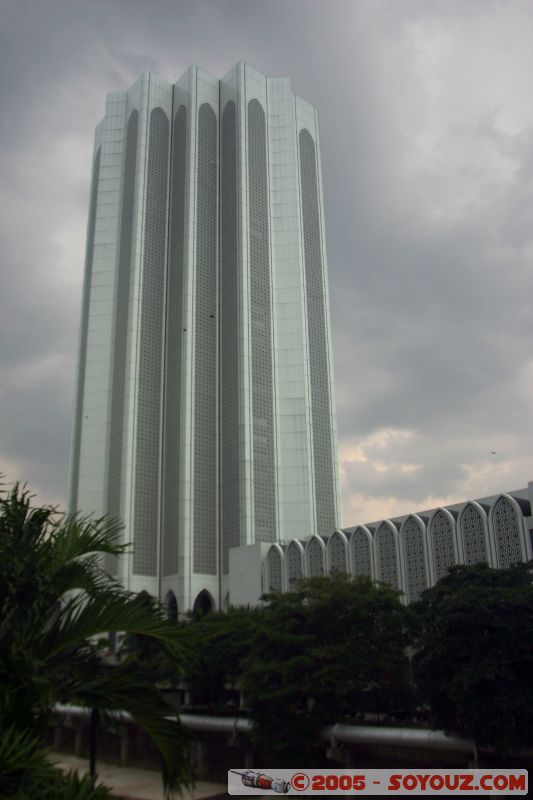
[68,63,341,612]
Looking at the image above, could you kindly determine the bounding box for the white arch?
[265,543,284,593]
[489,493,529,568]
[399,514,430,603]
[285,539,305,590]
[427,507,459,585]
[349,526,375,579]
[374,520,402,591]
[457,500,493,566]
[327,529,349,574]
[305,534,326,577]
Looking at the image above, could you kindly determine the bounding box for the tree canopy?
[3,475,532,786]
[412,562,533,754]
[180,606,261,712]
[241,575,416,765]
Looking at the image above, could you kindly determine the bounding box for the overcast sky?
[1,0,532,526]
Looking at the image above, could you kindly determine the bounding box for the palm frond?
[0,484,55,549]
[41,592,191,667]
[69,675,192,796]
[50,515,127,569]
[45,770,113,800]
[0,480,191,796]
[52,559,121,598]
[0,725,55,795]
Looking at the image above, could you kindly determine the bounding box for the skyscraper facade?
[68,64,341,612]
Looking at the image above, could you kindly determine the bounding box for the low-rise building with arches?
[231,481,533,608]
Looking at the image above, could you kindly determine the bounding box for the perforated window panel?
[403,517,428,603]
[376,524,399,589]
[267,548,282,592]
[493,497,522,568]
[70,146,101,514]
[193,103,217,575]
[133,107,169,576]
[287,543,303,589]
[307,538,324,577]
[329,533,347,573]
[430,511,456,582]
[299,130,336,536]
[461,504,488,565]
[106,111,138,575]
[248,99,276,544]
[352,529,372,578]
[163,104,187,577]
[221,101,240,574]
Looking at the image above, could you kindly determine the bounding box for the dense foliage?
[180,606,261,712]
[412,562,533,754]
[241,576,416,764]
[176,566,533,764]
[0,482,192,799]
[3,476,532,785]
[170,575,416,765]
[0,726,112,800]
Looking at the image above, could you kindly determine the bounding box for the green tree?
[180,607,260,712]
[0,482,192,798]
[0,726,113,800]
[412,562,533,755]
[242,574,415,766]
[118,591,181,683]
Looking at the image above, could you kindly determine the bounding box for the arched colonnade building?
[260,486,533,606]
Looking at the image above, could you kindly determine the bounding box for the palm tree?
[0,480,191,798]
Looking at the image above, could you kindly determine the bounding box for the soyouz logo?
[227,768,528,795]
[229,770,290,794]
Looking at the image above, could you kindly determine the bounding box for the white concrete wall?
[229,542,271,607]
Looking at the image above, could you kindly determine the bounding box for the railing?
[55,704,476,755]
